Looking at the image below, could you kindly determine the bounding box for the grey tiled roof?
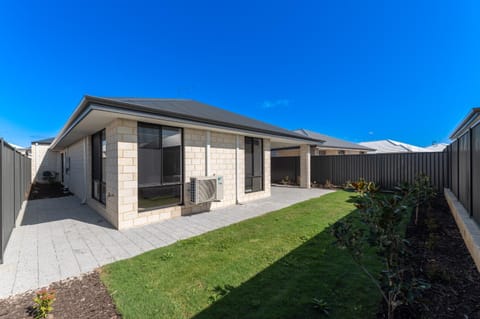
[294,129,374,151]
[32,137,55,145]
[87,96,323,143]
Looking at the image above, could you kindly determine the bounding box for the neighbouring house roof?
[293,129,375,151]
[51,96,324,149]
[424,143,448,152]
[358,139,433,153]
[32,137,55,145]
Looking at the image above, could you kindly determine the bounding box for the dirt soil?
[28,183,72,200]
[0,271,121,319]
[382,196,480,318]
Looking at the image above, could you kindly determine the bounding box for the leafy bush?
[411,174,436,225]
[33,288,56,319]
[332,178,429,319]
[347,178,380,195]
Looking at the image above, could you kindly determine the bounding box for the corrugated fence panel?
[271,157,300,184]
[1,142,15,263]
[472,125,480,222]
[451,140,459,198]
[311,152,448,191]
[0,140,31,264]
[458,132,472,213]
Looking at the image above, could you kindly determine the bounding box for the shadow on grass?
[192,210,381,319]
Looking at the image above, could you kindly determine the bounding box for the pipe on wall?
[81,136,87,204]
[206,131,211,176]
[235,135,239,204]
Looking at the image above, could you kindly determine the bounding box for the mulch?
[381,196,480,318]
[0,271,121,319]
[28,183,72,201]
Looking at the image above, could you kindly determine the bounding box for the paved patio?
[0,186,333,298]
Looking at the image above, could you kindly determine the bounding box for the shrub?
[33,288,56,319]
[411,174,436,225]
[332,180,429,319]
[347,178,380,195]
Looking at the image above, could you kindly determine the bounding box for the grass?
[101,191,394,318]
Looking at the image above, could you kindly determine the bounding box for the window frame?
[244,136,264,193]
[137,122,184,212]
[91,129,106,205]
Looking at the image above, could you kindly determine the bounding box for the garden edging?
[444,188,480,272]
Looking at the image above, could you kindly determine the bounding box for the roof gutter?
[450,108,480,140]
[50,96,91,149]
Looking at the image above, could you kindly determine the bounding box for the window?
[92,129,106,204]
[338,150,346,155]
[138,123,182,211]
[245,137,263,193]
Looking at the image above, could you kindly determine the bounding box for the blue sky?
[1,0,479,147]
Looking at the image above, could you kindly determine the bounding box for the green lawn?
[101,191,385,319]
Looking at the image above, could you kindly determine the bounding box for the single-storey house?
[32,96,322,229]
[31,137,60,182]
[272,129,373,157]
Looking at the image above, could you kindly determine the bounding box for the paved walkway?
[0,186,333,298]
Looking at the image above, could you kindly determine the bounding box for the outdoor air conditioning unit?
[190,176,224,204]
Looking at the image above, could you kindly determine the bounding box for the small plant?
[159,252,174,261]
[312,297,330,315]
[33,288,56,319]
[207,284,234,304]
[324,179,335,189]
[411,174,436,225]
[347,178,380,195]
[281,175,290,185]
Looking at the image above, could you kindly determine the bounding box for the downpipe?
[81,136,87,204]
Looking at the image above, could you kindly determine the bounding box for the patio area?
[0,186,332,298]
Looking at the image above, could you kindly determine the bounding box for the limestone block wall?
[208,132,237,209]
[31,143,61,183]
[299,144,311,188]
[62,119,274,230]
[106,119,138,229]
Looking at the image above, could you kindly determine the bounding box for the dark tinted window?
[92,129,106,204]
[138,123,183,210]
[245,137,263,193]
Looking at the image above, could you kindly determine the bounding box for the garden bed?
[0,271,120,319]
[379,195,480,318]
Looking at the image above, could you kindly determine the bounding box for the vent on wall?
[190,176,224,204]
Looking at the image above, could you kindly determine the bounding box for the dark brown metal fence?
[446,125,480,224]
[310,152,449,191]
[271,157,300,184]
[0,139,31,264]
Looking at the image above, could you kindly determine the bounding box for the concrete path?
[0,186,333,298]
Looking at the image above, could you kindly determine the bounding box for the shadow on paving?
[21,196,114,229]
[192,211,381,319]
[28,182,72,201]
